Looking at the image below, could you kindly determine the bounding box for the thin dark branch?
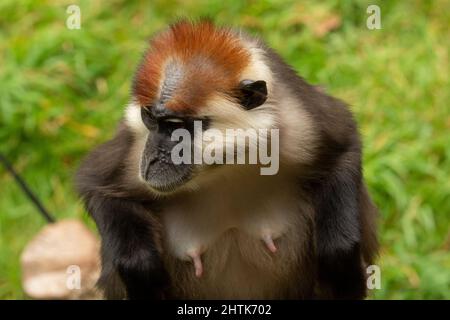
[0,153,55,223]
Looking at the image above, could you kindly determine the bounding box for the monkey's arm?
[310,148,367,299]
[76,124,168,299]
[84,193,167,299]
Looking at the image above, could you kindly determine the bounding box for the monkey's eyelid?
[141,106,152,115]
[142,105,153,112]
[162,117,184,123]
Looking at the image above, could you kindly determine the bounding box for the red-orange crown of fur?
[133,20,251,112]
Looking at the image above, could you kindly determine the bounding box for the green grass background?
[0,0,449,299]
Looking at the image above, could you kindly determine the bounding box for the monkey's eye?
[238,80,268,110]
[141,106,157,130]
[158,117,187,134]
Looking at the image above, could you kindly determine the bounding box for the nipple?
[187,250,204,278]
[262,234,277,253]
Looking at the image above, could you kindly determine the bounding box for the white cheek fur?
[123,100,153,188]
[124,101,147,135]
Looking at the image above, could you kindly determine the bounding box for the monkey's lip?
[142,165,194,194]
[147,180,186,193]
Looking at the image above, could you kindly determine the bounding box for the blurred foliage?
[0,0,449,299]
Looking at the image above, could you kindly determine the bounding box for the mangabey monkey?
[76,20,378,299]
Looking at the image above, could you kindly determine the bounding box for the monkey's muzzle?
[140,143,193,193]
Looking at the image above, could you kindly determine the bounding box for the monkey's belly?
[160,185,310,299]
[162,227,304,299]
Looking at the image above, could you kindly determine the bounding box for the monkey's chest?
[160,196,307,299]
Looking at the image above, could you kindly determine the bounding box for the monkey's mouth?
[140,160,193,193]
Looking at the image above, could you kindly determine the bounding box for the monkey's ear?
[238,80,267,110]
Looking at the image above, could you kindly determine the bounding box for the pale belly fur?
[160,175,313,299]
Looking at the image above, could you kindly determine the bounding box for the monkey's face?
[138,104,201,193]
[126,22,276,194]
[134,78,270,194]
